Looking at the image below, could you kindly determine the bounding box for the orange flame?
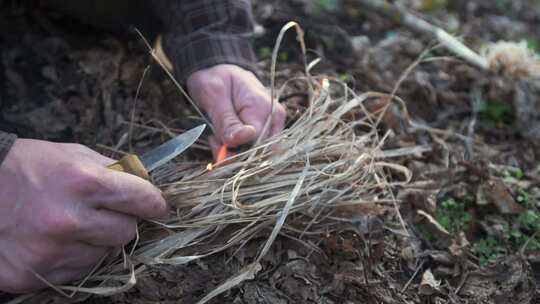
[207,144,228,171]
[216,144,228,163]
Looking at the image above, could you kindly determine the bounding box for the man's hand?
[0,139,167,293]
[187,64,286,158]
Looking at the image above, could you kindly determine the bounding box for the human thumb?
[186,69,257,148]
[215,108,257,147]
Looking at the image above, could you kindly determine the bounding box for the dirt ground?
[1,0,540,303]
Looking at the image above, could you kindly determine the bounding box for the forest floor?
[1,0,540,303]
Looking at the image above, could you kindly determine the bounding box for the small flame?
[216,144,228,164]
[206,144,228,171]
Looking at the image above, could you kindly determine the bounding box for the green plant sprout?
[436,198,472,234]
[473,237,506,267]
[476,99,514,125]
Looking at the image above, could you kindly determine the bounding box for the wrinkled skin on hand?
[187,64,286,159]
[0,139,167,293]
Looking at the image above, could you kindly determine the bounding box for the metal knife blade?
[140,124,205,172]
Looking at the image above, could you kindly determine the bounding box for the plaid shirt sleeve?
[0,131,17,167]
[153,0,259,81]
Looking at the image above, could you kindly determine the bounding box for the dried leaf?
[485,177,526,214]
[418,269,441,295]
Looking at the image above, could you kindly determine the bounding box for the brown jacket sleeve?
[0,131,17,166]
[152,0,259,81]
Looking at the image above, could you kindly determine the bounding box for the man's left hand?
[187,64,286,159]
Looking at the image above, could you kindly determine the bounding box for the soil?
[1,0,540,303]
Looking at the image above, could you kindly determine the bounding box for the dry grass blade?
[133,28,215,134]
[57,261,137,296]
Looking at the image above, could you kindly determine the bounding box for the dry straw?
[20,22,415,303]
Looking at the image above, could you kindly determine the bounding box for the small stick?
[356,0,489,70]
[454,271,470,295]
[400,259,426,293]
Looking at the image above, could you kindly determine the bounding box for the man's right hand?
[0,139,167,293]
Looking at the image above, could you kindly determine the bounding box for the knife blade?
[107,124,205,179]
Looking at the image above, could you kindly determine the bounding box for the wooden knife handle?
[107,154,149,180]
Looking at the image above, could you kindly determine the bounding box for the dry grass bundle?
[481,40,540,78]
[149,78,412,254]
[19,22,417,304]
[136,78,413,302]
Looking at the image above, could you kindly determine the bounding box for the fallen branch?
[356,0,540,78]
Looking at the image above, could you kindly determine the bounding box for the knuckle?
[191,73,225,92]
[42,212,81,236]
[63,164,103,195]
[204,76,226,92]
[247,91,271,104]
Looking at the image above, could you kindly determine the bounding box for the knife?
[107,124,206,179]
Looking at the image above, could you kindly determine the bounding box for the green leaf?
[526,37,540,53]
[258,47,272,60]
[478,100,513,124]
[317,0,338,11]
[474,237,503,268]
[514,168,524,179]
[511,229,523,239]
[436,198,471,234]
[278,52,289,63]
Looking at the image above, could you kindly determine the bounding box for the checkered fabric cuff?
[0,131,17,166]
[154,0,259,82]
[163,33,259,81]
